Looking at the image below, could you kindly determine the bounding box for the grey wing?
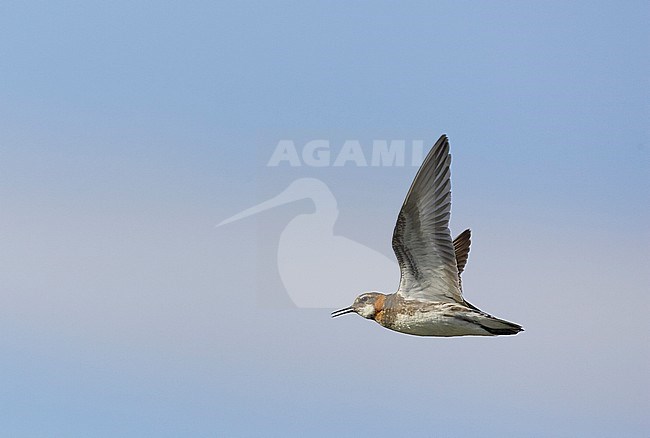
[392,135,464,303]
[452,228,482,311]
[453,229,471,284]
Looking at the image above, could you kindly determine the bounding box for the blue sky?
[1,1,649,436]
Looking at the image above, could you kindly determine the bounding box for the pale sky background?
[1,1,649,437]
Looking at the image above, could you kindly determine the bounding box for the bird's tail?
[478,315,524,336]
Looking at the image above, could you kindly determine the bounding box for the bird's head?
[331,292,385,319]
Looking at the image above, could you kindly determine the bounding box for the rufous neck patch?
[374,294,385,312]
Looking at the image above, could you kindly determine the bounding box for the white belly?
[389,312,492,337]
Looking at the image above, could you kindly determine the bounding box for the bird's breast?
[375,305,492,337]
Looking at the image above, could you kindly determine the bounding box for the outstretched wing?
[392,135,463,303]
[452,228,482,311]
[453,228,471,284]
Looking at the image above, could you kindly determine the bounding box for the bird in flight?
[332,135,523,337]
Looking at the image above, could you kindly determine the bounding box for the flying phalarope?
[332,135,523,337]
